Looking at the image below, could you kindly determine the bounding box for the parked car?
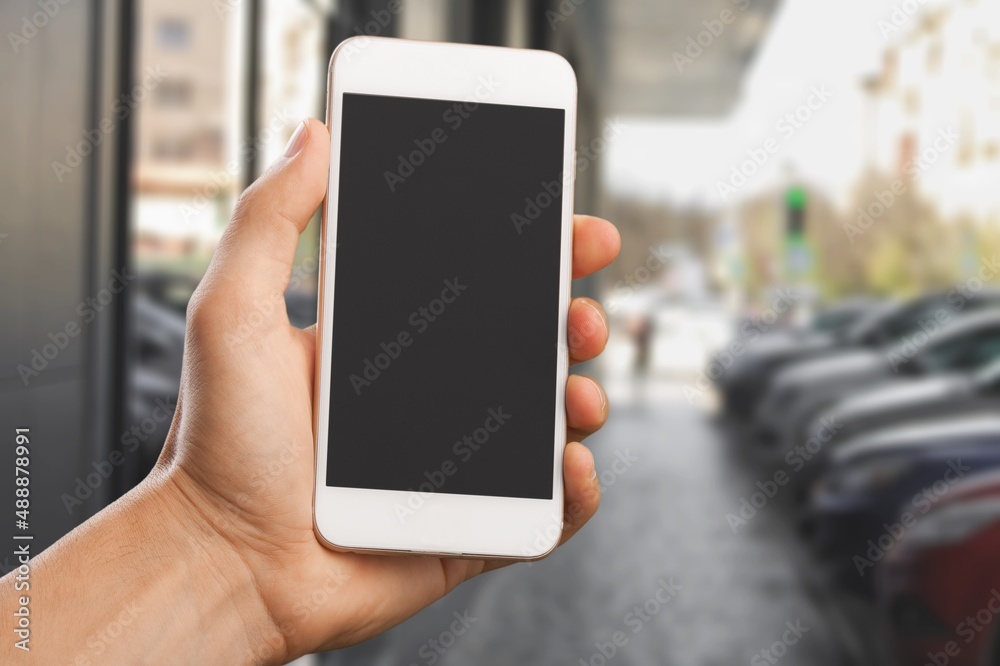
[804,414,1000,598]
[719,290,1000,422]
[811,297,887,334]
[753,310,1000,458]
[787,359,1000,500]
[717,297,889,420]
[878,469,1000,666]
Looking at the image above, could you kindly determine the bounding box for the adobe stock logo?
[512,118,625,234]
[383,76,502,193]
[8,0,73,54]
[715,86,833,202]
[17,268,135,386]
[672,0,751,72]
[349,278,468,395]
[577,578,683,666]
[394,407,513,523]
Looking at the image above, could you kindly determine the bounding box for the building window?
[152,136,195,161]
[153,79,194,107]
[156,18,191,49]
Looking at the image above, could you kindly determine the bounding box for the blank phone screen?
[325,93,566,500]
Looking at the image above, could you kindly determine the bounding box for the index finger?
[572,215,620,279]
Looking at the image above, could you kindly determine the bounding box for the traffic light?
[785,185,810,279]
[786,185,807,238]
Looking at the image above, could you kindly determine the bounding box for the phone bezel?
[313,36,577,559]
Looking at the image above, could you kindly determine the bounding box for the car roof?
[834,413,1000,461]
[923,310,1000,348]
[843,301,902,341]
[846,290,1000,342]
[773,347,880,386]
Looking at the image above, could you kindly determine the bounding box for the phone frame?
[313,36,577,560]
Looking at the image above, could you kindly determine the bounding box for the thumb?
[200,118,330,310]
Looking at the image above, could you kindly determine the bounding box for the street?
[9,1,997,663]
[322,377,873,666]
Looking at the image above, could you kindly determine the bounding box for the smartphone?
[313,36,576,559]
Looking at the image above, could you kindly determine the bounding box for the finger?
[568,297,609,365]
[566,374,608,441]
[559,441,601,541]
[572,215,620,280]
[201,119,330,306]
[478,441,600,575]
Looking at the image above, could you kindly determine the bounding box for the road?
[320,378,873,666]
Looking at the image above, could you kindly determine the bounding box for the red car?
[879,469,1000,666]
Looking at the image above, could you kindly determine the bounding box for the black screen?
[325,93,566,499]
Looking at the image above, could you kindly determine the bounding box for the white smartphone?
[313,36,576,560]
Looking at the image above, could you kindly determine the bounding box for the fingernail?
[585,300,609,340]
[283,120,309,158]
[588,461,598,481]
[587,376,607,413]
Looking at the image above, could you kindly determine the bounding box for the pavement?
[320,377,880,666]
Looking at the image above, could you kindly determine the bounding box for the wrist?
[5,465,288,665]
[153,465,290,665]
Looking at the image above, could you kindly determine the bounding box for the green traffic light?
[786,185,807,211]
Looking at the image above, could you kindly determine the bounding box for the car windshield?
[881,299,950,341]
[842,302,902,344]
[812,304,870,333]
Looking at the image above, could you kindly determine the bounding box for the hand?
[51,118,619,665]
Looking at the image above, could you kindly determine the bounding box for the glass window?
[155,18,191,49]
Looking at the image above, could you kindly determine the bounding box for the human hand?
[158,118,621,662]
